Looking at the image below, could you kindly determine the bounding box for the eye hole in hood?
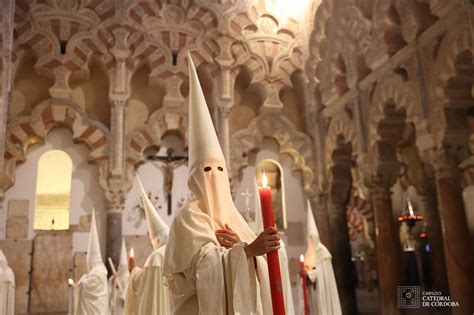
[204,166,211,172]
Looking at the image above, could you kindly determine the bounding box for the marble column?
[433,159,474,314]
[370,182,402,315]
[217,105,231,167]
[328,194,358,314]
[418,176,449,295]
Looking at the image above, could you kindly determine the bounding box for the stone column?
[370,181,402,315]
[418,174,449,294]
[0,0,15,181]
[312,193,331,250]
[105,98,127,270]
[104,188,125,273]
[106,210,122,269]
[110,99,127,176]
[354,95,368,153]
[217,104,231,167]
[433,156,474,314]
[328,194,358,314]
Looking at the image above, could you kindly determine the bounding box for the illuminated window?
[34,150,72,230]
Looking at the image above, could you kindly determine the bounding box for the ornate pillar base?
[371,184,402,315]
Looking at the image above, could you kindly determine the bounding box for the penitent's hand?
[215,224,242,248]
[245,227,280,258]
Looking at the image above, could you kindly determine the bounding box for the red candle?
[300,255,309,315]
[258,172,285,315]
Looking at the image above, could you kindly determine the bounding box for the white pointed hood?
[136,173,169,249]
[307,199,320,243]
[0,249,7,269]
[304,199,332,269]
[117,239,129,278]
[187,52,225,169]
[87,208,103,270]
[251,177,264,234]
[164,54,257,275]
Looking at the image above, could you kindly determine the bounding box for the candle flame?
[68,278,74,285]
[300,254,304,262]
[130,247,134,258]
[262,172,268,187]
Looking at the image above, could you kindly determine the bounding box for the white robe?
[73,264,108,315]
[164,204,272,315]
[125,246,170,315]
[278,240,295,315]
[307,257,342,315]
[0,266,15,315]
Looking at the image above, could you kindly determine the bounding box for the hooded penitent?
[109,239,129,315]
[164,52,256,274]
[303,199,342,315]
[87,208,103,270]
[124,176,171,315]
[0,249,15,315]
[163,53,272,314]
[304,199,332,270]
[136,173,169,249]
[75,208,108,315]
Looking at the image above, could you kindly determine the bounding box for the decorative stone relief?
[231,113,316,196]
[2,99,109,190]
[368,73,421,149]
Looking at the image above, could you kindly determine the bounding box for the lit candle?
[300,255,309,315]
[258,172,285,315]
[68,278,75,314]
[128,247,136,273]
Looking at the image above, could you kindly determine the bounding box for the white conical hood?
[136,173,169,249]
[307,199,320,244]
[117,238,128,277]
[187,52,225,169]
[0,249,7,269]
[251,177,264,234]
[87,208,103,269]
[305,199,332,267]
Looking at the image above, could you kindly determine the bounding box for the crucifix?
[148,147,187,215]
